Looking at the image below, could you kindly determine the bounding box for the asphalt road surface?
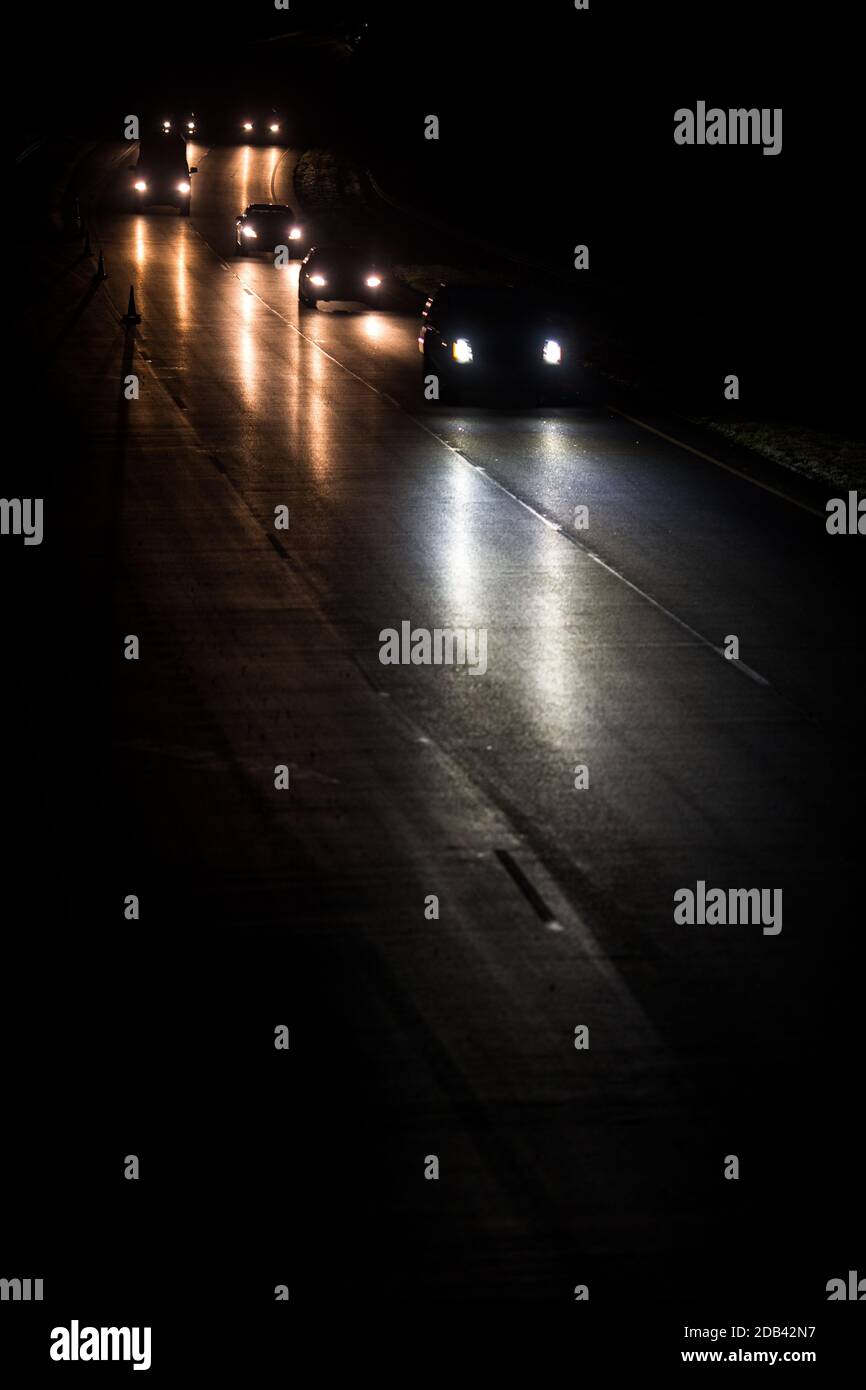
[10,139,861,1312]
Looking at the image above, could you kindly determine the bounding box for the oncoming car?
[235,204,305,257]
[298,246,386,308]
[159,113,198,137]
[158,112,198,138]
[238,109,285,142]
[418,284,586,403]
[130,134,197,215]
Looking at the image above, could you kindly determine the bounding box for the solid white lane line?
[607,406,823,519]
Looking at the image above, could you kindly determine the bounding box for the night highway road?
[4,1,863,1373]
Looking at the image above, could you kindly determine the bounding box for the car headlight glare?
[309,274,327,287]
[242,225,257,237]
[452,338,473,363]
[269,123,280,133]
[243,122,253,132]
[543,339,562,364]
[177,181,190,193]
[134,180,147,192]
[289,227,302,239]
[366,275,382,288]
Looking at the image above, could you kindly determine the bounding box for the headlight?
[452,338,473,364]
[309,274,327,287]
[366,275,382,288]
[162,121,171,130]
[289,227,302,240]
[177,181,190,194]
[134,180,147,192]
[242,225,258,238]
[187,122,195,131]
[543,339,562,364]
[243,122,253,132]
[269,123,280,133]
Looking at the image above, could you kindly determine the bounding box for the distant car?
[418,285,584,402]
[235,204,305,256]
[130,135,197,215]
[298,246,386,307]
[159,113,198,137]
[238,109,285,143]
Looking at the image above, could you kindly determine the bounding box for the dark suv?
[130,135,197,215]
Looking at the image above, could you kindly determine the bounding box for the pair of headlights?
[308,274,382,288]
[243,122,280,133]
[134,181,190,193]
[451,338,563,364]
[241,226,302,240]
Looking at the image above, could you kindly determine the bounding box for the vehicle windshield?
[141,134,186,157]
[312,249,375,268]
[438,289,561,323]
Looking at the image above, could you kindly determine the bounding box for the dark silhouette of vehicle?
[129,134,197,215]
[235,204,305,257]
[418,285,585,403]
[298,246,386,308]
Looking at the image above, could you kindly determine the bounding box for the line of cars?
[126,106,286,216]
[154,109,286,142]
[128,128,588,401]
[234,207,387,308]
[234,205,585,400]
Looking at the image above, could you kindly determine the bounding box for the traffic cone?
[94,250,107,281]
[122,285,142,324]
